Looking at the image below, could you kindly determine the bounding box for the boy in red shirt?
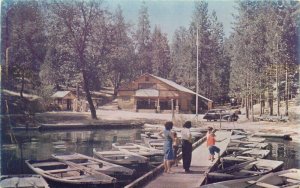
[206,127,220,161]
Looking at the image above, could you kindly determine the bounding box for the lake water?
[1,128,300,187]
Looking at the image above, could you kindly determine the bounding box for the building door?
[67,99,72,110]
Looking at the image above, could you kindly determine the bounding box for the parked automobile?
[223,113,239,122]
[203,109,239,122]
[203,109,229,121]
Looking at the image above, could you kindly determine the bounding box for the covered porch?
[134,89,180,113]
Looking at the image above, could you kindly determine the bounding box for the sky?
[105,0,237,42]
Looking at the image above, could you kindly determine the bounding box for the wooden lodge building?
[117,73,213,113]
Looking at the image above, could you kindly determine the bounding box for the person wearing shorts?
[207,130,220,161]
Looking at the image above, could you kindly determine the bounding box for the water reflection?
[268,139,300,169]
[2,129,142,175]
[1,129,300,187]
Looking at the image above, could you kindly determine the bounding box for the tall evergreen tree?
[151,26,171,78]
[170,27,195,89]
[108,5,135,95]
[190,1,213,98]
[135,2,152,74]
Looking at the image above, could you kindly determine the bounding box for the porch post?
[134,98,137,112]
[157,98,160,113]
[171,99,175,121]
[176,99,179,113]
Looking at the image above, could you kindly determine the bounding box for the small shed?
[51,91,76,111]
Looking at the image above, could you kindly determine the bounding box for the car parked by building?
[203,109,238,122]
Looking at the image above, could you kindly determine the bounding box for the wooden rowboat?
[93,148,149,167]
[201,176,260,188]
[112,143,163,156]
[226,147,270,158]
[207,157,283,182]
[112,143,164,166]
[229,140,269,149]
[144,139,165,150]
[220,156,284,172]
[247,168,300,187]
[202,168,300,187]
[0,175,50,188]
[52,153,135,182]
[26,158,116,185]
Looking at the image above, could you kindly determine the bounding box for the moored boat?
[93,148,149,168]
[144,139,165,150]
[206,168,300,188]
[220,156,284,172]
[112,143,164,166]
[207,157,283,182]
[52,153,135,182]
[247,168,300,187]
[0,175,50,188]
[26,158,116,185]
[200,176,260,188]
[202,168,300,187]
[226,147,270,158]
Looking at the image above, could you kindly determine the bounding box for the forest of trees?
[1,0,299,119]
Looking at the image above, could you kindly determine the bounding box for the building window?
[57,99,62,105]
[145,76,149,81]
[137,99,156,109]
[138,83,156,89]
[122,96,130,102]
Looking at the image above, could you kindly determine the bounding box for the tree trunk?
[285,68,288,116]
[82,70,97,119]
[246,95,249,119]
[20,70,25,98]
[251,89,254,121]
[259,91,262,116]
[269,88,273,116]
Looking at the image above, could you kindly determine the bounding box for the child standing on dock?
[172,132,180,166]
[207,127,220,161]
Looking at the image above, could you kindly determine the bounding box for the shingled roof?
[51,91,72,98]
[150,74,213,102]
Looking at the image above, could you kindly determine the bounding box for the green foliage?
[171,1,229,102]
[107,5,136,93]
[135,2,152,74]
[3,0,46,95]
[151,26,171,78]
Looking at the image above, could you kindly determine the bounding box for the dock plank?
[143,130,231,188]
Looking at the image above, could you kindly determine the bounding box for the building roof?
[51,91,72,98]
[135,89,159,97]
[150,74,212,102]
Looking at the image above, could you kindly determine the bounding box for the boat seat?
[63,175,90,180]
[32,161,65,167]
[46,168,80,173]
[80,162,102,166]
[240,170,266,175]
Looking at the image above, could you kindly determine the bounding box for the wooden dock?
[125,130,232,188]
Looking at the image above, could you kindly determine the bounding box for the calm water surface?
[1,128,300,187]
[1,129,143,188]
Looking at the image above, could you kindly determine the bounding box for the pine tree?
[151,26,171,78]
[135,2,152,74]
[108,5,136,95]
